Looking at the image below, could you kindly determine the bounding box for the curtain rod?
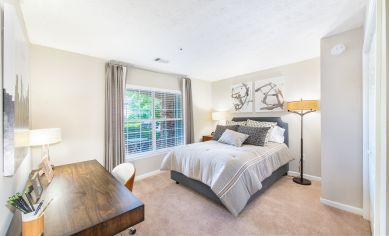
[108,60,187,78]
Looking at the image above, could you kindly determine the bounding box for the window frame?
[124,85,184,160]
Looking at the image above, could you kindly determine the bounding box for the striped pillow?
[246,119,277,144]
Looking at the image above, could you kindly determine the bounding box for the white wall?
[321,28,364,210]
[29,45,213,175]
[192,79,213,142]
[30,45,106,167]
[211,58,321,177]
[0,0,33,235]
[126,67,181,91]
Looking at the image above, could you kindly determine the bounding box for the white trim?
[125,148,173,161]
[362,51,371,221]
[126,84,181,94]
[287,171,321,182]
[363,0,377,53]
[320,197,364,216]
[182,79,187,144]
[135,170,163,181]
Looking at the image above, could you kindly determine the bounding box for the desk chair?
[112,163,136,235]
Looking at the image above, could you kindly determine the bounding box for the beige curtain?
[183,78,194,144]
[105,62,127,172]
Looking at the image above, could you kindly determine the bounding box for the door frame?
[362,0,387,234]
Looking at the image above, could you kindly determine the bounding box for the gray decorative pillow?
[237,126,270,146]
[246,119,277,144]
[218,129,249,147]
[246,119,277,127]
[213,125,239,140]
[226,120,247,126]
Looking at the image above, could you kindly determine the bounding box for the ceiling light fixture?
[154,57,169,64]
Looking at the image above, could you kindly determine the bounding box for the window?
[124,86,184,158]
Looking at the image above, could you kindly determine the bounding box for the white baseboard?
[135,170,163,181]
[320,197,363,216]
[287,171,321,182]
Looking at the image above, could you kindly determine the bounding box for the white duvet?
[161,140,294,216]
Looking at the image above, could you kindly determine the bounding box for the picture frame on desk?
[30,173,43,203]
[40,155,54,183]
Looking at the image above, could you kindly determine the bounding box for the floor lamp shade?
[287,100,319,111]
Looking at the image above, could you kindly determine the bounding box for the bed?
[160,117,293,216]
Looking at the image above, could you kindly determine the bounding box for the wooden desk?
[6,160,144,236]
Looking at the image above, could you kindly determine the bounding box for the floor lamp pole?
[292,110,313,185]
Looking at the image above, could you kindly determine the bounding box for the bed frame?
[171,117,289,206]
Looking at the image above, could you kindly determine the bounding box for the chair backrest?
[112,163,136,191]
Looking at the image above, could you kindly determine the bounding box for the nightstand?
[202,135,214,142]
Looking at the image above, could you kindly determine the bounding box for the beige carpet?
[119,172,370,236]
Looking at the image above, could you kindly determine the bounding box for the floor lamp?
[287,99,319,185]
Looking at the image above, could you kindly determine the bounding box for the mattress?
[160,140,294,216]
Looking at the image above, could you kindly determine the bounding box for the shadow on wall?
[193,104,213,142]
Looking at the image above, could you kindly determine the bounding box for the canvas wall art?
[231,82,253,113]
[254,77,285,112]
[3,3,30,176]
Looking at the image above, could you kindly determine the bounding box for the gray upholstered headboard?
[232,117,289,146]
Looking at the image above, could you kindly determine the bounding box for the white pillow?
[218,129,249,147]
[269,126,285,143]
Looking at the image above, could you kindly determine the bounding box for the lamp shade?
[287,100,320,111]
[29,128,62,146]
[212,112,229,121]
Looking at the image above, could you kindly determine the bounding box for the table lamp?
[29,128,62,165]
[212,111,229,125]
[287,99,319,185]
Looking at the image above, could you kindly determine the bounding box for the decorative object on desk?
[287,99,320,185]
[6,192,36,214]
[20,198,52,236]
[22,209,44,236]
[29,128,61,167]
[33,200,44,216]
[40,155,54,183]
[30,172,43,201]
[231,82,253,113]
[254,77,285,112]
[25,188,36,209]
[2,3,31,177]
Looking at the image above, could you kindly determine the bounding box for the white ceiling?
[20,0,367,81]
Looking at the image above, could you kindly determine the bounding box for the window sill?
[125,147,177,161]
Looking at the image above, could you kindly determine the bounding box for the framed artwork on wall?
[231,82,253,113]
[3,3,30,176]
[254,77,285,112]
